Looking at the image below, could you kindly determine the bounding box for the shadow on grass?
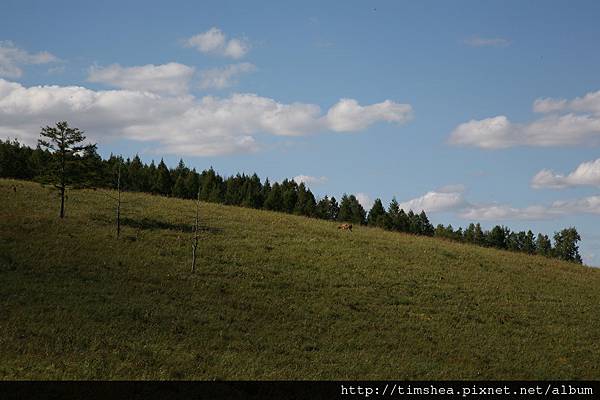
[121,217,220,234]
[92,214,220,234]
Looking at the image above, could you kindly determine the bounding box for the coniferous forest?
[0,137,583,264]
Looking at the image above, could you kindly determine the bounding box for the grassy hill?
[1,178,599,380]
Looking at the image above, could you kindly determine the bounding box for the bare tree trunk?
[59,142,66,219]
[116,163,122,239]
[59,185,65,219]
[191,189,200,273]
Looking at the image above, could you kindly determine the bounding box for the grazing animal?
[338,223,352,232]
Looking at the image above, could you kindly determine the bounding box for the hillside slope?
[1,179,599,379]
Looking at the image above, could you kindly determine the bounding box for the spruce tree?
[337,194,353,222]
[386,198,400,230]
[172,174,187,198]
[367,198,386,227]
[419,210,434,236]
[348,195,366,224]
[154,159,172,196]
[264,182,283,211]
[184,169,200,199]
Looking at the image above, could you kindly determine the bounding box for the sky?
[2,0,600,265]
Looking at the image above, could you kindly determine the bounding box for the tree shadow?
[91,214,220,234]
[120,217,221,234]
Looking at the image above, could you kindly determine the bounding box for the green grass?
[1,179,599,380]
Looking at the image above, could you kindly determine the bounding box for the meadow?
[1,179,599,379]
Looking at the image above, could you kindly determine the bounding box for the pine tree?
[386,198,400,230]
[316,196,330,220]
[328,196,340,220]
[337,194,353,222]
[506,231,521,252]
[37,121,97,218]
[367,198,387,227]
[419,210,434,236]
[281,180,298,213]
[294,183,310,215]
[464,223,476,243]
[302,188,317,217]
[261,178,271,205]
[184,169,200,199]
[523,230,536,254]
[153,159,172,195]
[488,225,507,249]
[172,174,187,198]
[474,223,485,246]
[348,195,366,224]
[407,210,418,234]
[535,233,552,257]
[264,182,283,211]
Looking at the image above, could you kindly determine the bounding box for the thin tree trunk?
[59,138,66,219]
[60,185,65,218]
[116,163,122,239]
[191,189,200,273]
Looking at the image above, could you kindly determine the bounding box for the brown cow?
[338,223,352,232]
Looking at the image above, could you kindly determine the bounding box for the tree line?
[0,127,583,264]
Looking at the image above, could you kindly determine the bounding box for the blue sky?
[2,0,600,265]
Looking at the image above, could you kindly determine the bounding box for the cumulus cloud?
[551,195,600,215]
[532,158,600,189]
[185,27,249,59]
[398,188,467,213]
[532,97,568,113]
[87,63,195,96]
[199,62,256,89]
[449,89,600,149]
[398,185,600,221]
[0,79,412,156]
[326,99,413,132]
[458,204,557,221]
[459,196,600,220]
[463,36,510,48]
[0,41,59,78]
[533,90,600,115]
[293,175,328,186]
[356,193,374,210]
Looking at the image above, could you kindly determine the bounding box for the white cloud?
[0,41,59,78]
[87,63,195,96]
[450,89,600,149]
[437,184,466,193]
[533,90,600,115]
[356,193,374,210]
[449,116,515,149]
[551,195,600,215]
[199,62,256,89]
[533,97,568,113]
[463,36,510,48]
[398,189,467,213]
[458,196,600,221]
[185,27,249,59]
[293,175,328,186]
[459,204,557,221]
[0,79,412,156]
[326,99,413,132]
[398,185,600,221]
[532,158,600,189]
